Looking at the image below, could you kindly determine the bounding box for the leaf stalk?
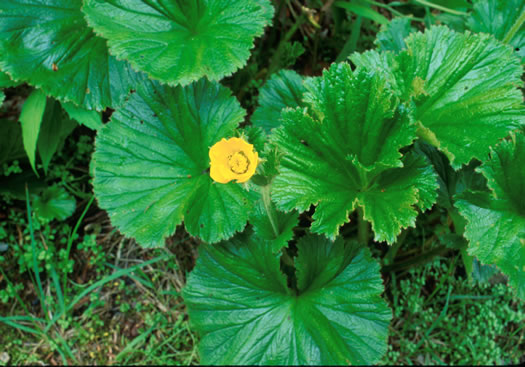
[261,185,280,238]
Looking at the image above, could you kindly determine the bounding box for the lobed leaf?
[93,79,255,247]
[0,0,137,111]
[271,63,437,243]
[351,26,525,169]
[83,0,274,86]
[0,71,19,88]
[252,70,306,134]
[455,133,525,300]
[32,186,76,222]
[374,17,413,53]
[183,232,391,365]
[415,142,487,210]
[468,0,525,60]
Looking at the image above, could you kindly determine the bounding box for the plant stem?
[261,185,279,238]
[503,6,525,44]
[357,207,369,244]
[281,248,294,267]
[62,195,95,303]
[384,229,407,265]
[413,0,468,16]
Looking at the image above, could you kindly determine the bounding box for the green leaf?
[277,41,305,70]
[472,257,500,284]
[37,100,77,174]
[93,79,255,247]
[334,1,389,25]
[83,0,274,86]
[0,0,137,111]
[252,70,306,134]
[32,185,76,222]
[0,90,4,106]
[0,71,18,88]
[0,171,46,200]
[358,153,439,243]
[468,0,525,60]
[351,26,524,169]
[271,63,438,243]
[251,144,282,186]
[455,133,525,300]
[19,89,47,173]
[183,232,391,365]
[62,102,103,131]
[375,17,413,53]
[434,12,469,33]
[0,119,25,166]
[241,125,266,156]
[415,142,487,210]
[250,186,298,252]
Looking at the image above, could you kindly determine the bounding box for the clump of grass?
[0,128,199,365]
[382,257,525,365]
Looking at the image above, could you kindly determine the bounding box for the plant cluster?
[0,0,524,365]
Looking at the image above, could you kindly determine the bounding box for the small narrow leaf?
[334,1,389,25]
[37,100,77,174]
[19,89,47,173]
[0,119,25,166]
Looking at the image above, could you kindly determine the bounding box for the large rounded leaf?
[455,133,525,300]
[183,232,391,365]
[351,26,524,169]
[83,0,274,86]
[271,63,438,243]
[92,79,254,247]
[0,0,137,111]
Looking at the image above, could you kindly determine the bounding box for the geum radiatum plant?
[1,0,524,365]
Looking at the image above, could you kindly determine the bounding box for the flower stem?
[261,185,279,238]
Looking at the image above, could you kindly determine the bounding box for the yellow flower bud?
[209,137,258,184]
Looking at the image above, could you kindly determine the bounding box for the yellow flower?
[209,137,259,184]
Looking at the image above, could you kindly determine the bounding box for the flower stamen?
[228,151,250,174]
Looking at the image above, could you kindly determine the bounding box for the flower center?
[228,151,250,174]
